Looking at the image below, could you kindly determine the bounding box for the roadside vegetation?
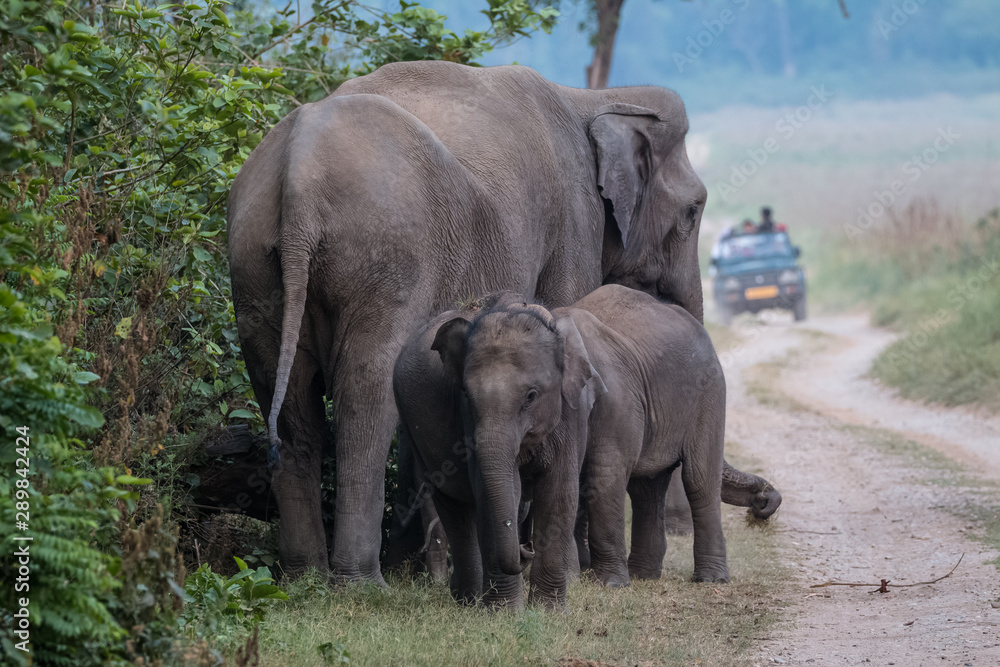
[814,199,1000,410]
[0,1,558,662]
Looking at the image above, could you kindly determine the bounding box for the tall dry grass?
[817,197,1000,408]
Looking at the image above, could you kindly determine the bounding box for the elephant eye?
[674,204,700,241]
[525,389,539,406]
[684,204,699,228]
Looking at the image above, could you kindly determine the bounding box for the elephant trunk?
[658,242,705,323]
[720,459,782,519]
[477,428,525,576]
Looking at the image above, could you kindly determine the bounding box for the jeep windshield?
[716,233,795,269]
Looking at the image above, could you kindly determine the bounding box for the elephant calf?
[394,285,781,608]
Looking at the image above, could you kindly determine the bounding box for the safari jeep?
[710,231,806,325]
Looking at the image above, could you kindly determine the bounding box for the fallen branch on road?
[809,553,964,593]
[776,528,841,535]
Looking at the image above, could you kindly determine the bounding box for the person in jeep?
[710,221,807,325]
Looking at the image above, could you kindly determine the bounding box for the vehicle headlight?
[778,269,799,284]
[723,277,741,290]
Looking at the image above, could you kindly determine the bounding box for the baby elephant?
[394,285,774,608]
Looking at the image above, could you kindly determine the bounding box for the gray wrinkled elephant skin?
[395,285,776,608]
[227,61,707,581]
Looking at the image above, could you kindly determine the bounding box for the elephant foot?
[450,578,481,606]
[329,554,387,587]
[691,566,730,584]
[628,563,662,581]
[528,591,568,612]
[278,555,330,582]
[452,591,479,607]
[328,569,388,589]
[481,594,525,612]
[328,576,390,597]
[595,569,631,589]
[482,574,525,611]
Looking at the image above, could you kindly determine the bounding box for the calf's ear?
[431,317,471,384]
[556,315,607,413]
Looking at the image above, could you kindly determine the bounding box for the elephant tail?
[720,459,782,520]
[266,226,312,468]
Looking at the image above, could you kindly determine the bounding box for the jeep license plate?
[745,285,779,300]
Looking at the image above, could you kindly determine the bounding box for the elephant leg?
[626,470,672,580]
[662,466,693,535]
[481,571,525,611]
[238,297,328,578]
[328,344,406,584]
[268,360,329,577]
[584,414,641,589]
[574,486,591,572]
[582,460,630,589]
[434,493,482,604]
[420,493,449,583]
[682,407,730,583]
[527,468,579,609]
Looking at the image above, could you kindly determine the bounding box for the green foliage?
[183,557,288,635]
[0,82,146,660]
[112,508,189,664]
[0,460,149,665]
[317,638,351,665]
[0,0,558,662]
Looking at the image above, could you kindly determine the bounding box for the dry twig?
[810,553,964,593]
[777,528,841,535]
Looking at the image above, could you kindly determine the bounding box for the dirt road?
[714,310,1000,666]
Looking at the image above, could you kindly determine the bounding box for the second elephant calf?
[394,284,776,608]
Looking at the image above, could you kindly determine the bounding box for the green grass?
[837,423,964,480]
[253,497,786,666]
[740,330,832,412]
[814,207,1000,409]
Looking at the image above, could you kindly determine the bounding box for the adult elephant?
[227,61,707,581]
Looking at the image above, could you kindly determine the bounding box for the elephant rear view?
[227,61,708,581]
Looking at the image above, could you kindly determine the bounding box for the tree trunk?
[585,0,626,89]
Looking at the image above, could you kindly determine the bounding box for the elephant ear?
[589,103,659,250]
[556,314,607,413]
[431,317,471,384]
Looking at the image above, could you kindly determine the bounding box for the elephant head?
[589,99,708,321]
[432,303,605,576]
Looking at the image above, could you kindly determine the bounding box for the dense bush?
[0,0,556,662]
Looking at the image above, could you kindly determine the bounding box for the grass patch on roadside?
[741,337,1000,572]
[255,500,786,666]
[741,328,832,412]
[838,424,964,480]
[814,202,1000,409]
